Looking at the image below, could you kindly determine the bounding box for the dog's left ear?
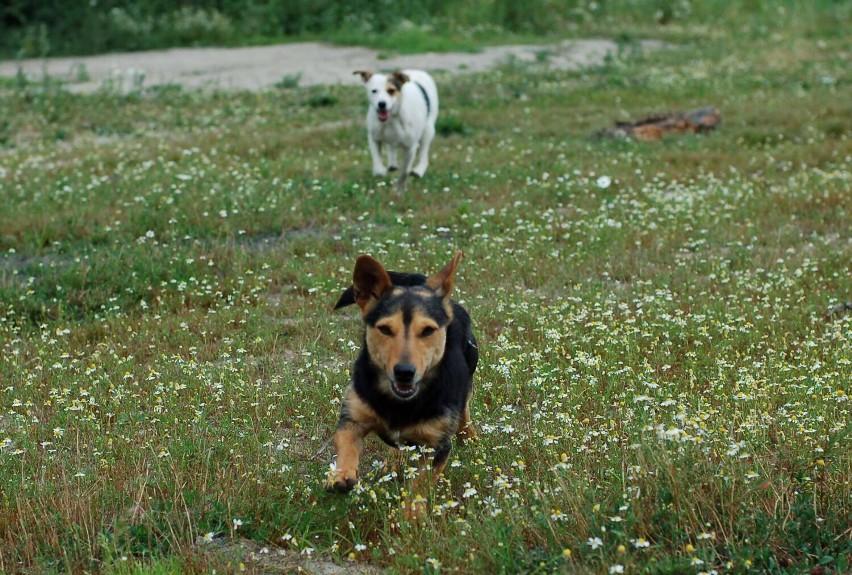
[391,71,410,85]
[335,271,428,310]
[426,251,463,298]
[353,70,373,83]
[352,255,393,315]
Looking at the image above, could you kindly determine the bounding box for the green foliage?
[436,116,472,137]
[4,0,847,58]
[305,92,339,108]
[275,72,302,89]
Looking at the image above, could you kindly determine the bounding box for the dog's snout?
[393,363,416,384]
[377,101,387,110]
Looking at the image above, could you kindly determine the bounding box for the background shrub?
[6,0,844,58]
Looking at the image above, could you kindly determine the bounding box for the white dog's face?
[355,71,409,123]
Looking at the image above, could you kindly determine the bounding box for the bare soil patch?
[0,39,662,92]
[198,537,386,574]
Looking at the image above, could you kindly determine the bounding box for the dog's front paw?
[330,477,358,493]
[372,167,388,177]
[327,469,358,493]
[387,165,398,172]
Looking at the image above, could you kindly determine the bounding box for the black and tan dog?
[327,251,478,494]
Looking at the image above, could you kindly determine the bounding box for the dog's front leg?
[429,439,451,478]
[328,388,379,492]
[368,137,387,177]
[329,421,367,492]
[386,146,399,172]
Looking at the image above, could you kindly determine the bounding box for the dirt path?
[0,39,658,92]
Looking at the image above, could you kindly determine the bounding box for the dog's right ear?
[353,70,373,83]
[352,255,393,315]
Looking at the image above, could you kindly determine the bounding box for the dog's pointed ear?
[352,255,393,314]
[334,286,356,310]
[426,251,463,298]
[353,70,373,83]
[391,71,410,85]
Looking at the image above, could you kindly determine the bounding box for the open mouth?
[390,380,418,399]
[377,109,390,122]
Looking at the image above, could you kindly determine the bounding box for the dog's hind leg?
[411,123,434,178]
[455,401,477,443]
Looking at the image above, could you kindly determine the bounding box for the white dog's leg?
[369,137,387,177]
[400,144,418,175]
[397,145,418,192]
[387,147,398,172]
[411,123,435,178]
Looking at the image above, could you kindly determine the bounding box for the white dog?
[354,69,439,191]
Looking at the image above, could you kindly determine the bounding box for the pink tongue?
[378,110,390,121]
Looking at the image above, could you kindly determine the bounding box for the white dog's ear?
[353,70,373,82]
[391,71,410,85]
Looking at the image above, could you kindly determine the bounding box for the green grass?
[0,6,850,575]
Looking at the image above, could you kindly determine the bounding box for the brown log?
[595,106,721,141]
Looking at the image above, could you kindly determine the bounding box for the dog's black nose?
[377,101,387,110]
[393,363,416,383]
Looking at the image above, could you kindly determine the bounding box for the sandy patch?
[197,537,386,574]
[0,39,660,92]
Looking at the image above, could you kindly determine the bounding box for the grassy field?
[0,4,850,575]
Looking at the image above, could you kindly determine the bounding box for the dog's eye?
[420,326,437,338]
[387,89,396,96]
[377,325,394,336]
[371,89,378,94]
